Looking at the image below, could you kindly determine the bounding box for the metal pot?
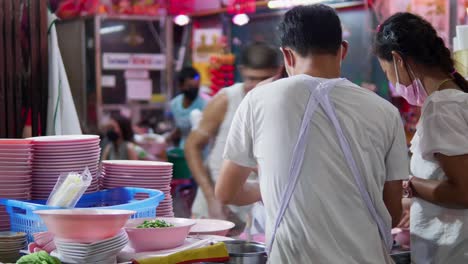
[205,240,268,264]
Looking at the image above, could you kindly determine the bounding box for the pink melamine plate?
[103,168,173,175]
[0,178,32,184]
[0,157,32,163]
[102,160,172,168]
[33,144,100,152]
[102,170,172,176]
[101,174,172,180]
[0,139,33,144]
[33,160,99,168]
[0,182,31,188]
[0,161,32,166]
[0,149,32,154]
[28,135,99,143]
[0,146,32,151]
[0,168,32,173]
[102,179,171,186]
[33,152,101,160]
[33,147,101,154]
[32,164,99,171]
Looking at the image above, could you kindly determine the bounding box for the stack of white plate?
[0,231,27,263]
[54,230,128,264]
[0,139,33,231]
[29,135,101,200]
[101,160,174,217]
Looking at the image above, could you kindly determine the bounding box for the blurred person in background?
[375,12,468,264]
[185,42,281,235]
[166,67,207,148]
[102,115,138,160]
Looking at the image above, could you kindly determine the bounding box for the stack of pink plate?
[29,135,101,200]
[0,139,33,231]
[101,160,174,217]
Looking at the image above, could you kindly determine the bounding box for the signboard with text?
[102,53,166,70]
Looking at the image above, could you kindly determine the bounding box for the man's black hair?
[240,42,281,69]
[177,67,200,86]
[278,4,342,56]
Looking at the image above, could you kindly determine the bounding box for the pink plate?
[0,149,33,154]
[0,168,32,173]
[0,139,33,144]
[28,135,99,143]
[33,152,101,160]
[102,160,172,168]
[32,164,99,171]
[0,179,32,184]
[103,169,173,176]
[0,157,32,163]
[0,146,32,152]
[102,170,172,176]
[101,175,172,181]
[33,161,99,169]
[0,161,32,166]
[189,219,235,236]
[34,141,99,152]
[33,147,101,154]
[102,179,171,186]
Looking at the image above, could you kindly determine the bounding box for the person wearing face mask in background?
[102,115,138,160]
[166,67,207,148]
[375,13,468,264]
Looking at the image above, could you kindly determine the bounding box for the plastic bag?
[46,167,92,208]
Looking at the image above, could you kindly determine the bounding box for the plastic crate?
[0,187,164,242]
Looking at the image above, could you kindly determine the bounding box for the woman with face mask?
[374,13,468,264]
[102,115,138,161]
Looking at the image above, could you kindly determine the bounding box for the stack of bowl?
[54,230,128,263]
[34,209,135,263]
[0,231,27,263]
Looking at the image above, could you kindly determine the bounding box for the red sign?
[226,0,256,14]
[168,0,194,15]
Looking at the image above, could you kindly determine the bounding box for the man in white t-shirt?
[185,43,280,234]
[216,4,408,263]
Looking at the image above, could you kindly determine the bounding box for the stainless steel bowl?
[206,240,267,264]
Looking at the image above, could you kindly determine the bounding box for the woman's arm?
[411,153,468,208]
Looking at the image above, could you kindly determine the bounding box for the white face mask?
[393,60,427,106]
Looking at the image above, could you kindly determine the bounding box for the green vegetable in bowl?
[17,251,61,264]
[137,219,174,228]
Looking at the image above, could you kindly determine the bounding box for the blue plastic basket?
[0,187,165,242]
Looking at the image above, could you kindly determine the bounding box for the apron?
[267,78,393,257]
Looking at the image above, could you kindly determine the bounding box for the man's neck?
[295,55,341,79]
[182,96,193,108]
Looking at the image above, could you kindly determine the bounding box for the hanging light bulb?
[174,14,190,26]
[232,13,249,26]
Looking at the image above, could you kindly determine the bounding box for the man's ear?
[281,47,295,69]
[340,41,349,60]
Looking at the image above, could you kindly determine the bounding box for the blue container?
[0,187,165,242]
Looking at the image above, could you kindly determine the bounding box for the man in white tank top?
[185,43,281,234]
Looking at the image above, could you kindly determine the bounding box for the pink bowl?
[34,209,135,243]
[189,219,235,236]
[125,217,195,252]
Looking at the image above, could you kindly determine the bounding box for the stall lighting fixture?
[100,25,125,35]
[232,13,250,26]
[174,14,190,26]
[267,0,326,9]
